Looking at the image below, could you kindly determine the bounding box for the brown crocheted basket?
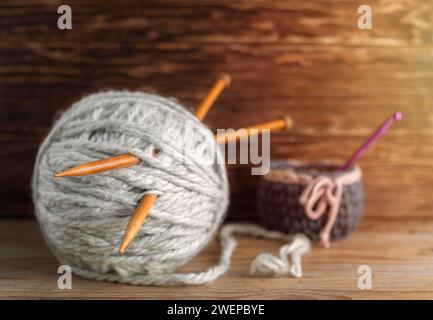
[257,161,363,246]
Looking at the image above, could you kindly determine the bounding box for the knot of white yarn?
[219,224,310,280]
[250,236,310,278]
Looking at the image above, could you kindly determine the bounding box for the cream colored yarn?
[32,91,310,286]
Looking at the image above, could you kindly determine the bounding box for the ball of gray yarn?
[32,91,229,285]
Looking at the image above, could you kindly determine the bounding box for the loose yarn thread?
[72,224,310,285]
[32,91,310,285]
[299,167,361,247]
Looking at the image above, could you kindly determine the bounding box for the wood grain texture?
[0,0,432,219]
[2,218,433,299]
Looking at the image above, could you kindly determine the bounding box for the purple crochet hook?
[338,111,403,171]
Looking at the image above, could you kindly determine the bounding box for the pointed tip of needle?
[119,241,128,254]
[394,111,403,121]
[282,115,293,130]
[220,73,231,86]
[53,171,67,178]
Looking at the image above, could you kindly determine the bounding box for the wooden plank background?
[0,0,432,220]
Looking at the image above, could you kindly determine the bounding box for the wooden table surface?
[2,217,433,299]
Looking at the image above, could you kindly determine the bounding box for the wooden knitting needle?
[53,113,292,178]
[119,74,230,253]
[53,74,231,178]
[53,154,139,177]
[119,193,158,254]
[195,73,231,121]
[215,115,293,143]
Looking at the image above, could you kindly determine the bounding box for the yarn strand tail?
[70,224,310,286]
